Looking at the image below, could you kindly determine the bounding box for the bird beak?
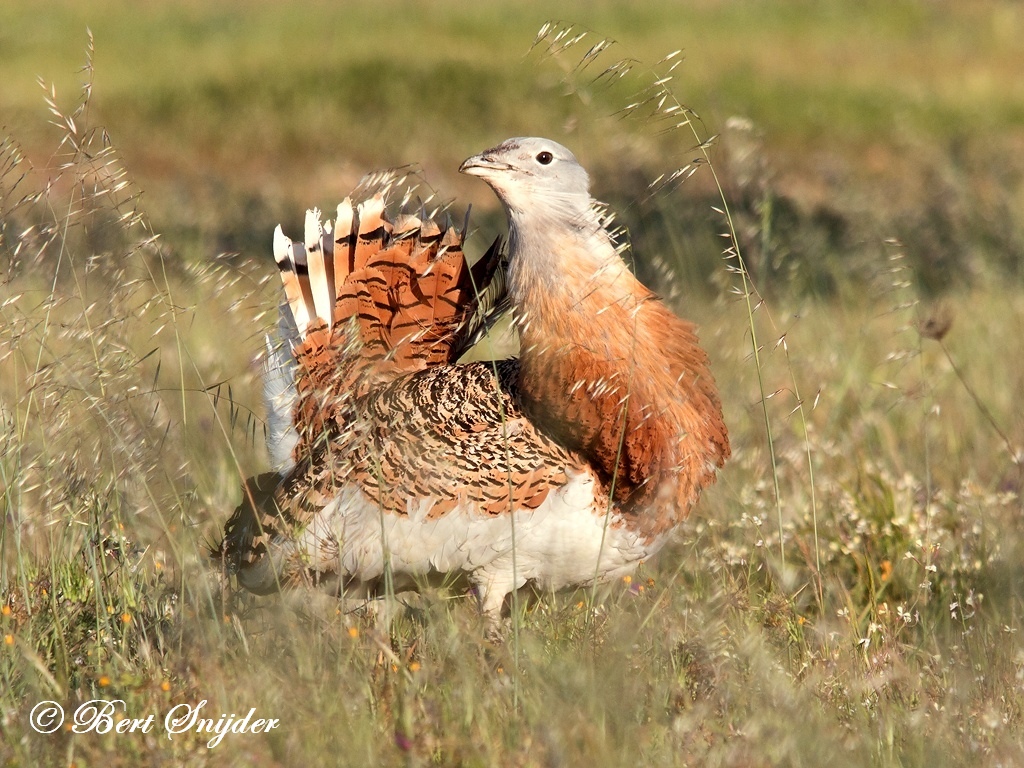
[459,152,513,177]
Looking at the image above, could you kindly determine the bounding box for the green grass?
[2,2,1024,765]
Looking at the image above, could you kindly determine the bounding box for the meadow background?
[2,0,1023,765]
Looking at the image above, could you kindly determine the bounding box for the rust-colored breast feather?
[519,350,656,492]
[517,268,730,536]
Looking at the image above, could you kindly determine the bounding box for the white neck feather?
[505,195,630,303]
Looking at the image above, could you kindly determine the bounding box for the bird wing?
[221,358,592,592]
[279,359,585,522]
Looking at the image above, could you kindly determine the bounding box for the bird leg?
[473,568,524,641]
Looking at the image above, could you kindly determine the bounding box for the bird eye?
[536,151,553,165]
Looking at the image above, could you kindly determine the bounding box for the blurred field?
[2,1,1024,766]
[4,0,1024,279]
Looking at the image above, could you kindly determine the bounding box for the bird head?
[459,137,592,221]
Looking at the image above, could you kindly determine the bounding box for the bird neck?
[505,209,730,533]
[505,205,627,306]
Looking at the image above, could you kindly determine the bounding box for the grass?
[2,2,1024,766]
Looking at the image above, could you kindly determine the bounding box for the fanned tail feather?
[281,192,505,396]
[262,331,298,473]
[221,184,508,591]
[264,187,508,472]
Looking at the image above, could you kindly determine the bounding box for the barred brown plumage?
[217,138,729,629]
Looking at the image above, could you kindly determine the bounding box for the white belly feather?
[317,469,661,599]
